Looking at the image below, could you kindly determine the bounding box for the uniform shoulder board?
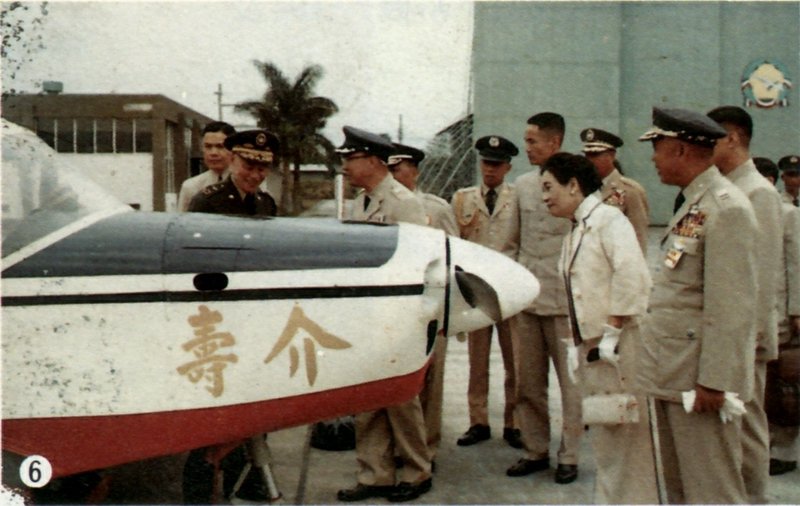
[454,186,478,195]
[202,182,226,195]
[621,176,645,192]
[422,193,449,207]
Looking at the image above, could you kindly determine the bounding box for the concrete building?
[471,2,799,224]
[2,93,213,211]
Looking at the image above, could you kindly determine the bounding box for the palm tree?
[235,61,339,215]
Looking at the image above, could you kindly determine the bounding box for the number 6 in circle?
[19,455,52,488]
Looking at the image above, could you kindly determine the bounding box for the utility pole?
[215,83,224,121]
[398,114,404,143]
[215,83,237,121]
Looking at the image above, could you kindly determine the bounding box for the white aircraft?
[1,119,539,496]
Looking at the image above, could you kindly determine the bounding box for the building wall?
[1,94,212,212]
[473,2,800,224]
[60,153,154,210]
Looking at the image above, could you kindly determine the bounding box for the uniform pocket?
[663,235,703,285]
[656,333,701,392]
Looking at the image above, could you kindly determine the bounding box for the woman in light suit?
[540,153,657,504]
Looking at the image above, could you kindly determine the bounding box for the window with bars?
[35,118,153,154]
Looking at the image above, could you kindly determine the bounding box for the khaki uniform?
[771,204,800,463]
[600,168,650,253]
[639,167,757,504]
[451,183,519,429]
[178,168,229,212]
[416,190,456,459]
[349,174,432,487]
[562,195,656,504]
[512,170,583,465]
[725,160,783,503]
[418,191,458,236]
[350,175,426,225]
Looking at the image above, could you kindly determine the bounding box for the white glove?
[563,338,579,384]
[719,393,747,423]
[599,324,622,364]
[681,391,747,423]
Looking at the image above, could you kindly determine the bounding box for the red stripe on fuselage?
[2,365,428,478]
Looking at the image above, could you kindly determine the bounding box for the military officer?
[387,142,455,464]
[450,135,521,450]
[510,112,583,484]
[580,127,650,253]
[708,105,783,503]
[188,129,278,216]
[183,127,279,504]
[177,121,236,212]
[754,157,800,477]
[779,155,800,206]
[388,143,458,235]
[638,107,758,503]
[335,126,432,503]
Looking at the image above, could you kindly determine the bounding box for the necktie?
[673,191,685,214]
[485,188,497,215]
[794,197,799,207]
[363,196,371,211]
[244,194,256,215]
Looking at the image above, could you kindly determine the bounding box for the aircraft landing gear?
[183,434,281,504]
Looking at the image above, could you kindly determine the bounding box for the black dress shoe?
[457,424,490,446]
[769,458,797,476]
[337,483,395,502]
[554,464,578,484]
[503,428,523,449]
[506,457,550,477]
[387,479,432,502]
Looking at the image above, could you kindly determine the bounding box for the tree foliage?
[235,61,339,215]
[1,1,49,93]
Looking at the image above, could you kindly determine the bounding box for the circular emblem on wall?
[741,59,793,108]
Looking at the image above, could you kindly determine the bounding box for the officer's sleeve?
[601,212,651,317]
[395,194,428,226]
[698,203,758,396]
[437,204,459,236]
[749,187,783,342]
[625,185,650,254]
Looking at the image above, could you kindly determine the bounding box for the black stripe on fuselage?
[1,284,425,307]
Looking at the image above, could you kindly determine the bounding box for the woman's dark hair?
[540,152,602,196]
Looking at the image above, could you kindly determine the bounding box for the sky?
[2,1,475,148]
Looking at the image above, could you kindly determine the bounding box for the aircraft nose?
[446,237,540,335]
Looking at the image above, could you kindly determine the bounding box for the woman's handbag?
[580,358,640,425]
[582,392,640,425]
